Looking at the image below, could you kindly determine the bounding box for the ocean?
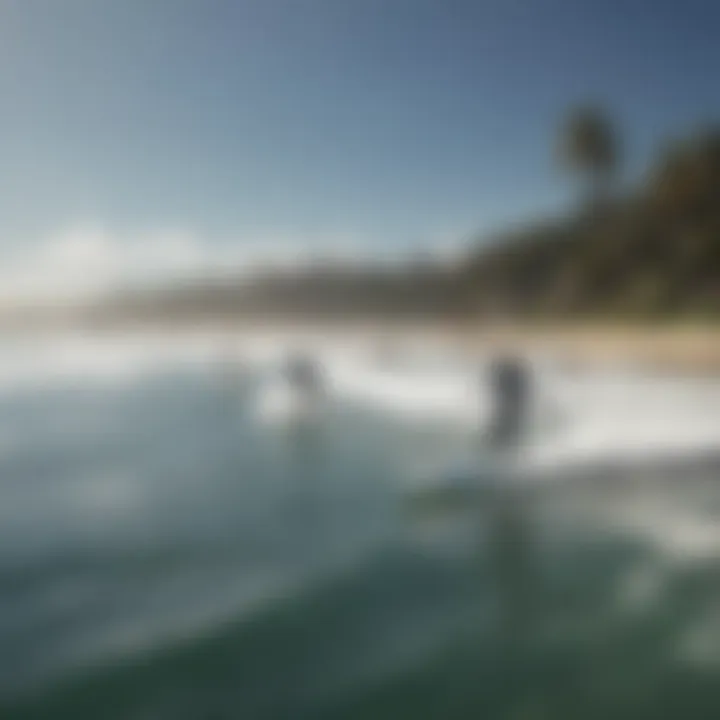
[2,332,720,719]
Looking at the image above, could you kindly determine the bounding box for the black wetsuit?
[487,356,530,449]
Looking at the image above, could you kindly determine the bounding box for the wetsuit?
[487,356,530,450]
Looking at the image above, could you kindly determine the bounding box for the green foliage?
[558,106,620,204]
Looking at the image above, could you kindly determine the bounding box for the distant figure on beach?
[485,355,532,451]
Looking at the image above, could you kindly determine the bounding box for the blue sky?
[1,0,719,292]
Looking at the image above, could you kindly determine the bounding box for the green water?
[1,365,720,719]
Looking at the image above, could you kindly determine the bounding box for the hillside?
[82,127,720,326]
[458,128,720,320]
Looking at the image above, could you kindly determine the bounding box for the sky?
[1,0,719,298]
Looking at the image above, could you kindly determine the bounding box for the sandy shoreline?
[227,321,720,374]
[221,320,720,371]
[452,323,720,374]
[5,319,720,374]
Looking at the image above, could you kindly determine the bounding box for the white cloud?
[0,222,472,307]
[0,224,209,305]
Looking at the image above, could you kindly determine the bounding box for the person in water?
[286,354,323,400]
[485,354,531,450]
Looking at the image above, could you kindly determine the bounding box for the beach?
[187,320,720,375]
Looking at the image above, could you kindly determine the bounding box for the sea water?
[2,332,720,719]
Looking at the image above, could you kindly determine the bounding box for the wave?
[323,354,720,470]
[1,331,718,469]
[2,547,481,718]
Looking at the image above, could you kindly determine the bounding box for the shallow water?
[2,334,720,719]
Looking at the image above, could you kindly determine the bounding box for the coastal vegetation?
[85,111,720,325]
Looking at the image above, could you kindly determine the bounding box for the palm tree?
[558,105,620,209]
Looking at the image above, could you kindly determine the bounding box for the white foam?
[323,351,720,471]
[255,377,322,426]
[1,331,719,472]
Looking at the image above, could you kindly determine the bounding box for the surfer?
[286,353,323,400]
[485,354,532,451]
